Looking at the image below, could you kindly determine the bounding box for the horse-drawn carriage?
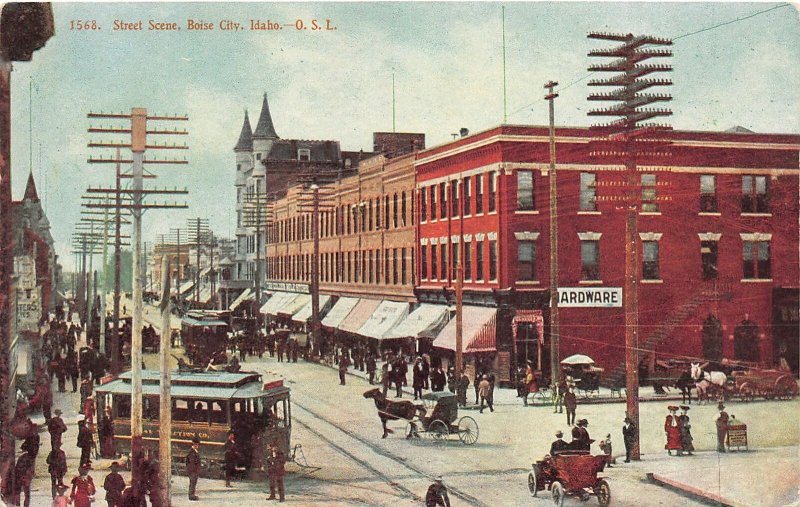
[731,368,798,401]
[528,451,610,506]
[363,389,479,445]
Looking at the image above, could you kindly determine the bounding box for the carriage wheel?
[457,416,479,445]
[775,376,799,400]
[404,421,420,443]
[738,382,755,402]
[528,464,540,496]
[551,481,565,507]
[594,479,611,506]
[429,419,449,442]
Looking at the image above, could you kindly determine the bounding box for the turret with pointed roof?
[252,93,278,140]
[24,171,39,202]
[234,110,253,152]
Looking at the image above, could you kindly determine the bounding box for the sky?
[8,2,800,272]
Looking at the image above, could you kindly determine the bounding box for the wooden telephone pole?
[85,108,188,496]
[545,80,560,384]
[587,32,673,461]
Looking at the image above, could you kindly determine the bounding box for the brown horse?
[363,388,424,438]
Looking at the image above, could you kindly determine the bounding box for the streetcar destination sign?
[557,287,622,308]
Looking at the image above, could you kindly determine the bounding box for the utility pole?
[85,107,188,489]
[545,80,560,382]
[454,179,464,377]
[186,218,211,305]
[587,32,673,461]
[242,186,269,312]
[158,255,172,506]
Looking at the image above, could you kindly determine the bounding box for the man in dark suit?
[48,409,68,451]
[223,431,238,488]
[622,416,636,462]
[549,431,568,456]
[186,438,202,501]
[266,443,286,502]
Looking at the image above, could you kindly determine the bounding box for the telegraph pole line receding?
[545,80,560,383]
[587,32,673,461]
[86,107,188,494]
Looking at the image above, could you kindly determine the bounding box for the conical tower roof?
[24,172,39,202]
[252,93,278,140]
[234,110,253,152]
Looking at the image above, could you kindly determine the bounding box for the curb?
[647,472,734,506]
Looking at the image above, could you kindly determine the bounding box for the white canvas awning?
[278,293,310,317]
[321,297,359,328]
[259,292,298,315]
[356,300,410,339]
[178,281,195,296]
[292,295,332,323]
[386,304,449,340]
[229,288,252,311]
[433,306,497,353]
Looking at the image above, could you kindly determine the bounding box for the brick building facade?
[415,125,800,381]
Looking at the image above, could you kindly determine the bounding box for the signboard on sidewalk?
[557,287,622,308]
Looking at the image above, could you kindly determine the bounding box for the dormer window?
[298,148,311,161]
[345,158,352,168]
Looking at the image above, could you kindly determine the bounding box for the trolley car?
[181,311,230,365]
[95,369,291,478]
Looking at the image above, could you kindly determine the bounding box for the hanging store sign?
[557,287,622,308]
[263,281,310,294]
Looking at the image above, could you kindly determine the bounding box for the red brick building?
[414,125,800,382]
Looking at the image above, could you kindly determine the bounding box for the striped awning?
[512,309,544,344]
[229,288,252,311]
[339,298,381,334]
[321,297,359,328]
[433,306,497,353]
[356,301,410,340]
[278,293,310,317]
[292,295,332,323]
[384,304,448,340]
[259,292,302,316]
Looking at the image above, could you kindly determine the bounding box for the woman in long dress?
[664,405,683,456]
[99,406,115,458]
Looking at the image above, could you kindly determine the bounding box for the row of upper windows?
[419,171,498,221]
[419,239,498,283]
[267,248,414,286]
[268,192,414,244]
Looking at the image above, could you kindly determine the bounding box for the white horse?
[690,362,727,402]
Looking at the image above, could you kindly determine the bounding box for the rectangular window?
[701,240,718,280]
[642,241,660,280]
[475,175,483,214]
[385,248,390,284]
[361,205,367,232]
[580,173,597,211]
[420,188,427,222]
[297,148,310,161]
[743,240,770,279]
[488,171,497,212]
[451,242,459,281]
[464,243,472,281]
[439,182,447,219]
[742,175,769,213]
[440,242,447,281]
[401,192,407,226]
[376,250,381,283]
[369,200,374,230]
[421,245,428,280]
[489,240,498,280]
[451,180,459,217]
[347,252,352,283]
[392,248,398,285]
[517,170,535,211]
[401,248,407,285]
[700,175,717,212]
[384,196,390,229]
[362,251,366,282]
[430,186,437,220]
[393,194,399,228]
[476,241,484,281]
[518,241,536,281]
[581,240,600,280]
[431,244,438,280]
[641,174,658,212]
[375,199,381,229]
[463,178,471,215]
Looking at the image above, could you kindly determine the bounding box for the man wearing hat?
[266,441,286,502]
[564,386,577,426]
[223,430,239,488]
[103,462,126,507]
[478,374,493,413]
[679,405,694,456]
[48,408,67,451]
[716,402,729,452]
[76,415,93,468]
[622,415,636,463]
[46,442,67,498]
[549,430,568,456]
[425,476,451,507]
[70,463,96,507]
[186,437,202,501]
[665,406,682,456]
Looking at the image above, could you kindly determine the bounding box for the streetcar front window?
[172,399,189,422]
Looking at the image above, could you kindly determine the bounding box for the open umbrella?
[561,354,595,365]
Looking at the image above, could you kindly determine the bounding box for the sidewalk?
[645,446,799,507]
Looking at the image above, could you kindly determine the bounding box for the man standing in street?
[716,402,729,452]
[223,431,239,488]
[186,437,202,501]
[425,476,451,507]
[46,443,67,498]
[76,416,93,468]
[266,442,286,502]
[48,408,67,451]
[338,353,350,386]
[553,375,566,414]
[366,353,376,385]
[564,387,577,426]
[622,416,636,463]
[103,461,125,507]
[478,375,494,413]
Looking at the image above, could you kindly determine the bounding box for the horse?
[691,362,727,402]
[674,370,696,404]
[363,388,424,439]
